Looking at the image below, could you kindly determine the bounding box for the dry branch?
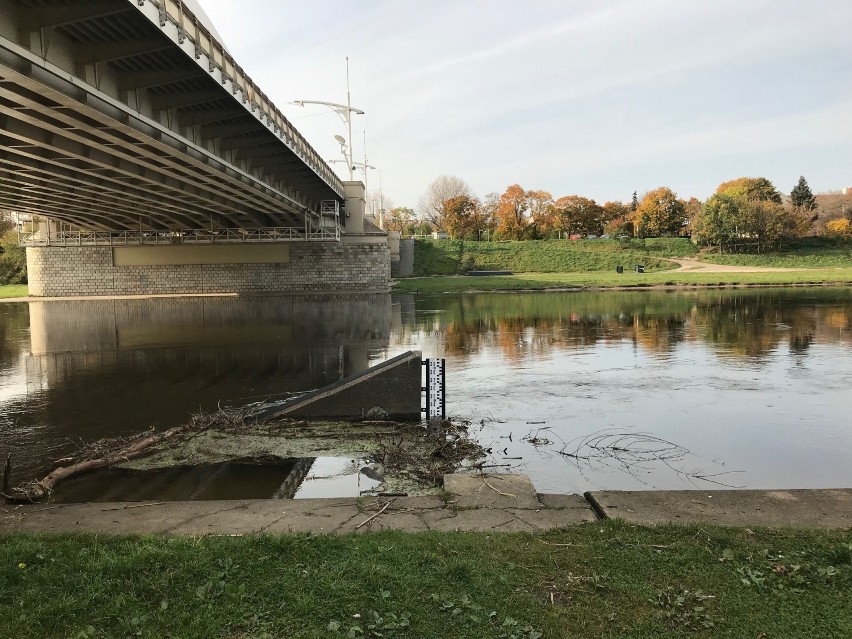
[2,408,257,504]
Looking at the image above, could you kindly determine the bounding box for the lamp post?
[291,57,364,181]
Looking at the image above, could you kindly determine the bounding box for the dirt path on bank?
[662,258,805,273]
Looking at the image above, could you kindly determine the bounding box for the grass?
[412,238,698,276]
[698,249,852,268]
[0,284,28,299]
[393,268,852,294]
[2,522,850,638]
[696,237,852,268]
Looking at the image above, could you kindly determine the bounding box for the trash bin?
[616,265,624,274]
[635,265,645,273]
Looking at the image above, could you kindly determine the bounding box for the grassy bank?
[2,522,849,638]
[413,238,697,276]
[696,238,852,268]
[393,268,852,294]
[0,284,27,299]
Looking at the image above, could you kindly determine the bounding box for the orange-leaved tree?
[442,195,483,239]
[494,185,553,240]
[633,187,687,237]
[554,196,604,236]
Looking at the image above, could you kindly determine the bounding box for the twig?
[355,500,393,529]
[483,478,516,498]
[538,539,586,547]
[101,502,166,511]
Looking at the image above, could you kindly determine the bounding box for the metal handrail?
[18,226,340,247]
[139,0,344,197]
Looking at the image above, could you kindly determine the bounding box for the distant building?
[843,187,852,196]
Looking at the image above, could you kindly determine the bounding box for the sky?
[197,0,852,210]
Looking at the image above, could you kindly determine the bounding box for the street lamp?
[291,57,364,180]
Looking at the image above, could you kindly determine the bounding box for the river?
[1,287,849,497]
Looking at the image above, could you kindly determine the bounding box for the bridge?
[0,0,390,296]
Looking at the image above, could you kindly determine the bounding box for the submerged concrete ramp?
[585,489,852,529]
[264,350,423,421]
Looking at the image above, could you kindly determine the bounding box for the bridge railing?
[142,0,344,197]
[18,226,340,247]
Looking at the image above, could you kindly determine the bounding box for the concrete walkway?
[0,475,594,535]
[586,488,852,529]
[2,477,850,535]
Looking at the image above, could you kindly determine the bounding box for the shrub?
[0,229,27,285]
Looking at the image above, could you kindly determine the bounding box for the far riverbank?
[392,268,852,294]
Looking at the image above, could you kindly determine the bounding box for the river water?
[0,287,849,497]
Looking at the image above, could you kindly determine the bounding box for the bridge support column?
[25,240,390,297]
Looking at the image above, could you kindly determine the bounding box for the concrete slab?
[262,350,423,421]
[587,489,852,529]
[427,508,533,533]
[443,474,542,510]
[0,481,597,536]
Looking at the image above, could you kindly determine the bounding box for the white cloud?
[199,0,852,205]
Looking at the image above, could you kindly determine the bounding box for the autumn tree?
[527,190,555,238]
[716,177,782,204]
[633,187,687,237]
[683,197,702,236]
[790,176,817,211]
[553,196,604,236]
[383,207,415,233]
[417,175,472,231]
[824,218,851,237]
[601,201,631,236]
[494,185,553,240]
[442,195,483,239]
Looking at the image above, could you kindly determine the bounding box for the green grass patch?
[412,238,697,276]
[394,268,852,294]
[0,284,28,299]
[2,522,850,638]
[698,237,852,268]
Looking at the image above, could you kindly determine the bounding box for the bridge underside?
[0,0,345,233]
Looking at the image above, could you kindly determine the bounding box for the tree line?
[382,175,851,252]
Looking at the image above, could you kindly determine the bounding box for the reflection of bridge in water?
[0,0,390,296]
[0,295,397,482]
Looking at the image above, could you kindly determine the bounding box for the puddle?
[52,456,384,503]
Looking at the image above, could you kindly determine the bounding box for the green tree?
[697,177,810,252]
[694,194,739,251]
[633,187,687,237]
[790,176,817,211]
[630,191,638,212]
[0,228,27,285]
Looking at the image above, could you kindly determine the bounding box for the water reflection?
[391,288,851,492]
[0,295,393,483]
[1,288,850,497]
[396,288,851,362]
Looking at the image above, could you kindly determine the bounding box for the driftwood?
[2,426,184,504]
